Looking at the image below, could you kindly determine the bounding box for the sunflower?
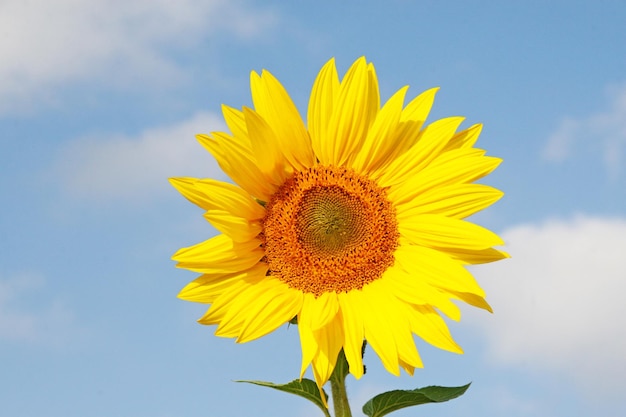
[171,57,507,393]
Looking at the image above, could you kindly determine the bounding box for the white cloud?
[56,111,228,201]
[470,215,626,397]
[0,0,278,111]
[0,272,76,346]
[543,84,626,179]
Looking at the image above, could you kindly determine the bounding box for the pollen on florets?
[261,165,399,296]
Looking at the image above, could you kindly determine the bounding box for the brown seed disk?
[261,165,398,296]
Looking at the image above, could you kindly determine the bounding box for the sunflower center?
[262,165,398,296]
[296,186,367,257]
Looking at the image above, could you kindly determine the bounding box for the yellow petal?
[298,317,318,379]
[308,58,340,164]
[364,62,381,134]
[400,87,439,124]
[168,177,206,209]
[377,116,465,187]
[243,106,293,186]
[169,177,265,220]
[399,214,504,250]
[196,133,275,201]
[222,105,248,141]
[236,278,303,343]
[338,291,365,379]
[383,87,440,162]
[210,279,266,337]
[357,282,400,376]
[443,123,482,151]
[448,290,493,313]
[378,292,423,372]
[407,304,463,354]
[300,292,339,331]
[362,280,424,373]
[250,70,314,170]
[172,234,264,274]
[310,313,344,391]
[396,183,503,220]
[178,263,268,303]
[351,86,408,174]
[388,149,502,205]
[393,243,486,297]
[383,265,461,321]
[327,57,373,166]
[443,247,510,265]
[193,178,266,219]
[203,210,262,242]
[399,358,420,376]
[197,267,267,334]
[209,276,297,340]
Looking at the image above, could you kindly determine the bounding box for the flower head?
[171,57,507,392]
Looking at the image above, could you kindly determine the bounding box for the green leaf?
[362,383,471,417]
[237,379,331,417]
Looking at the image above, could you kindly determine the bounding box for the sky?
[1,1,626,416]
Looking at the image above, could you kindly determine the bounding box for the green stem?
[329,350,352,417]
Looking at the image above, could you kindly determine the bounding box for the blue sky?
[2,1,626,416]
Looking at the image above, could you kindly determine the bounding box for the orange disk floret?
[262,165,399,296]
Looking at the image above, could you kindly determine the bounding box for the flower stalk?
[330,349,352,417]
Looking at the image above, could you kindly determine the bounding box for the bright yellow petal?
[383,264,461,321]
[222,105,248,141]
[399,358,420,376]
[243,106,293,186]
[400,87,439,124]
[448,290,493,313]
[393,243,486,297]
[169,177,265,228]
[444,247,510,265]
[310,313,344,391]
[407,304,463,354]
[298,317,318,379]
[172,234,264,274]
[338,291,365,379]
[197,267,267,334]
[388,149,502,205]
[351,86,408,174]
[236,278,303,343]
[327,57,374,166]
[356,282,400,376]
[207,276,299,340]
[192,178,266,219]
[365,62,381,133]
[386,307,423,372]
[399,214,504,251]
[443,123,482,151]
[396,183,503,220]
[196,133,275,201]
[385,87,440,160]
[203,210,261,242]
[308,58,340,164]
[300,292,339,331]
[168,177,206,209]
[178,263,268,303]
[250,70,314,170]
[377,116,465,187]
[361,280,424,373]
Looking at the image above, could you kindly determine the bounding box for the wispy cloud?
[0,272,76,346]
[470,215,626,398]
[56,111,227,201]
[543,84,626,179]
[0,0,278,112]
